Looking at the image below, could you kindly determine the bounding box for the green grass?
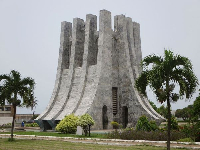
[0,138,189,150]
[0,131,106,139]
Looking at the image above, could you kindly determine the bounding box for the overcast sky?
[0,0,200,114]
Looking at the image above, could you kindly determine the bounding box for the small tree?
[0,70,36,141]
[77,114,95,136]
[55,114,79,134]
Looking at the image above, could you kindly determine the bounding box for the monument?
[36,10,164,130]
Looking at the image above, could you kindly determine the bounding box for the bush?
[180,122,200,142]
[106,129,186,141]
[77,114,95,136]
[136,115,158,131]
[0,123,12,128]
[177,138,194,142]
[111,121,120,129]
[166,115,178,130]
[25,123,39,127]
[149,120,159,131]
[55,114,79,134]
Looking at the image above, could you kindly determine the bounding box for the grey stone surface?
[36,10,164,130]
[76,126,83,135]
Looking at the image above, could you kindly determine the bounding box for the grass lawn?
[0,138,189,150]
[0,131,106,139]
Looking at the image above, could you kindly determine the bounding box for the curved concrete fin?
[55,15,97,120]
[36,22,72,120]
[115,15,159,122]
[43,18,85,120]
[126,18,165,120]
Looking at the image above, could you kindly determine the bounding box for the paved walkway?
[0,134,200,149]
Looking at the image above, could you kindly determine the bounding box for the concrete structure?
[36,10,164,131]
[0,105,14,117]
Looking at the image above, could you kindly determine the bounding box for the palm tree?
[135,50,198,150]
[0,70,36,141]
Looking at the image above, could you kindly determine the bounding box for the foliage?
[77,113,95,136]
[179,122,200,142]
[106,129,186,141]
[31,114,39,120]
[0,123,12,128]
[136,115,151,131]
[25,123,39,127]
[148,100,158,112]
[177,137,194,143]
[157,105,168,118]
[166,116,178,130]
[135,50,198,149]
[136,115,158,131]
[0,70,36,140]
[149,120,159,131]
[111,121,120,129]
[148,101,168,118]
[55,114,79,134]
[193,90,200,121]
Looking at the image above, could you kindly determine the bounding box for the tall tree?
[0,70,36,141]
[135,50,198,150]
[193,90,200,121]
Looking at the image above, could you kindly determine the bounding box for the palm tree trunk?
[11,104,16,141]
[167,97,171,150]
[166,79,171,150]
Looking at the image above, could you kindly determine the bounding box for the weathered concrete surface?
[36,10,164,130]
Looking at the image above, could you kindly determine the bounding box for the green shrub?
[136,115,158,131]
[166,115,178,130]
[111,121,120,129]
[136,115,151,131]
[180,122,200,142]
[55,114,79,134]
[177,137,194,142]
[149,120,159,131]
[77,114,95,136]
[0,123,12,128]
[106,129,186,141]
[25,123,39,127]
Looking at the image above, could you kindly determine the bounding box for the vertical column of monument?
[111,16,120,122]
[74,19,85,67]
[52,18,85,121]
[116,16,159,127]
[87,15,98,66]
[126,19,164,121]
[115,15,134,126]
[88,10,113,129]
[72,14,97,114]
[133,22,142,74]
[36,22,72,122]
[126,18,137,79]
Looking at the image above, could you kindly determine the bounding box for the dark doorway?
[122,106,128,128]
[102,105,108,129]
[42,120,52,131]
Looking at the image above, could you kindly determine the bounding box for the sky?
[0,0,200,114]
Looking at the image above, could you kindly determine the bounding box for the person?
[21,121,24,127]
